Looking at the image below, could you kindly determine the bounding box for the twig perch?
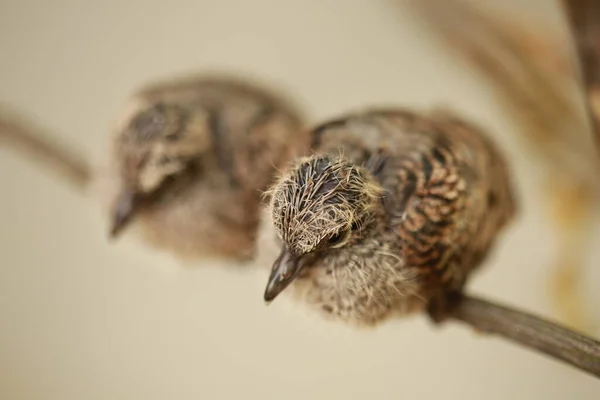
[0,106,91,191]
[451,294,600,379]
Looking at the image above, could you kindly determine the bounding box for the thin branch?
[450,294,600,379]
[561,0,600,157]
[0,106,91,191]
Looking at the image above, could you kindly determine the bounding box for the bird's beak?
[264,246,306,303]
[109,189,140,239]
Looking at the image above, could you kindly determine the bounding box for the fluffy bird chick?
[106,74,309,261]
[262,109,516,326]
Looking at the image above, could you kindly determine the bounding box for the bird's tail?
[0,106,91,192]
[404,0,599,334]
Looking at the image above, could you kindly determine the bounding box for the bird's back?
[310,108,516,292]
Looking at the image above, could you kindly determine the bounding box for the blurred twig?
[561,0,600,155]
[0,106,91,191]
[406,0,597,177]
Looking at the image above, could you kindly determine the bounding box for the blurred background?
[1,0,599,398]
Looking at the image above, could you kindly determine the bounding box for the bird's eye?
[327,231,347,247]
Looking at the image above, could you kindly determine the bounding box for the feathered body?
[107,74,309,261]
[263,109,516,326]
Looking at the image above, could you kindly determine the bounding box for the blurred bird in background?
[1,73,309,264]
[405,0,600,334]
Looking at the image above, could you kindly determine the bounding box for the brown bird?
[261,108,516,326]
[102,73,310,262]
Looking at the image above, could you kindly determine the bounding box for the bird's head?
[263,155,383,301]
[109,99,211,237]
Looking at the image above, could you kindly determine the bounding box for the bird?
[260,107,517,326]
[101,73,311,262]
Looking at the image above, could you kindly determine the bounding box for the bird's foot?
[426,291,463,325]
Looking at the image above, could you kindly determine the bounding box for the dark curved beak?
[109,189,140,239]
[264,247,305,303]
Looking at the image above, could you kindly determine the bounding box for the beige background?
[1,0,599,398]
